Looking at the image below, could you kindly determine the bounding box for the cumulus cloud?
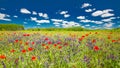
[60,11,68,15]
[38,13,49,19]
[92,9,114,18]
[85,24,90,26]
[51,19,63,22]
[32,11,37,15]
[77,16,85,19]
[0,13,11,21]
[80,19,103,24]
[64,14,70,18]
[13,15,18,18]
[0,8,5,10]
[62,21,80,28]
[31,17,50,23]
[20,8,31,14]
[59,11,70,18]
[85,8,96,12]
[81,3,92,8]
[103,22,114,28]
[101,17,116,22]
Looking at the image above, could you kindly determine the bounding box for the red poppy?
[54,44,57,47]
[112,40,116,43]
[28,47,33,51]
[93,46,99,51]
[21,49,26,53]
[45,46,49,49]
[82,36,85,38]
[58,46,62,49]
[79,37,83,41]
[48,41,52,44]
[45,38,49,41]
[0,54,6,59]
[32,42,35,45]
[85,34,89,36]
[10,49,15,53]
[23,34,27,36]
[25,42,29,45]
[15,39,19,43]
[95,32,98,34]
[31,56,36,61]
[64,43,68,46]
[92,39,96,43]
[27,34,30,36]
[108,36,111,39]
[42,44,45,46]
[57,41,61,44]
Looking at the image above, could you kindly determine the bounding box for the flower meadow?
[0,31,120,68]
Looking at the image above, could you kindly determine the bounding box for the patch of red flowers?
[10,49,15,53]
[45,46,49,49]
[28,47,33,51]
[42,44,45,46]
[92,39,96,43]
[15,39,19,43]
[54,44,57,47]
[58,46,62,49]
[112,40,116,43]
[45,38,49,41]
[21,49,26,53]
[0,54,6,59]
[32,42,35,45]
[93,46,99,51]
[31,56,36,61]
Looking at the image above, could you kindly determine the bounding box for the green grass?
[0,31,120,68]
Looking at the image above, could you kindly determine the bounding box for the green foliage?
[0,24,24,31]
[27,27,90,31]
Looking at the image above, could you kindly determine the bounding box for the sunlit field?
[0,31,120,68]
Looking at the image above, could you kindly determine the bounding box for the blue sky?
[0,0,120,29]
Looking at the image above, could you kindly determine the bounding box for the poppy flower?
[10,49,15,53]
[42,44,45,46]
[58,46,62,49]
[45,38,49,41]
[57,41,61,44]
[95,32,98,34]
[54,44,57,47]
[15,39,19,43]
[92,39,96,43]
[108,36,111,39]
[82,36,85,38]
[45,46,49,49]
[0,54,6,59]
[93,46,99,51]
[21,49,26,53]
[78,37,83,41]
[31,56,36,61]
[64,43,68,46]
[28,47,33,51]
[112,40,116,43]
[23,34,27,36]
[25,42,29,45]
[85,34,89,36]
[48,41,52,44]
[27,34,30,36]
[32,42,35,45]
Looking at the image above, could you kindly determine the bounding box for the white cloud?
[51,19,63,22]
[0,13,11,21]
[23,22,28,24]
[38,13,49,19]
[0,8,5,10]
[77,16,85,19]
[60,11,68,15]
[64,14,70,18]
[32,11,37,15]
[37,23,41,25]
[62,21,80,28]
[53,22,60,25]
[13,15,18,18]
[55,25,60,27]
[101,13,114,18]
[80,19,103,24]
[101,17,116,22]
[92,9,114,18]
[20,8,31,14]
[31,17,50,23]
[103,22,114,28]
[85,8,96,12]
[81,3,92,8]
[85,24,90,26]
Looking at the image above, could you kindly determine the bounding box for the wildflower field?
[0,31,120,68]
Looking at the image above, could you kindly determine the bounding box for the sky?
[0,0,120,29]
